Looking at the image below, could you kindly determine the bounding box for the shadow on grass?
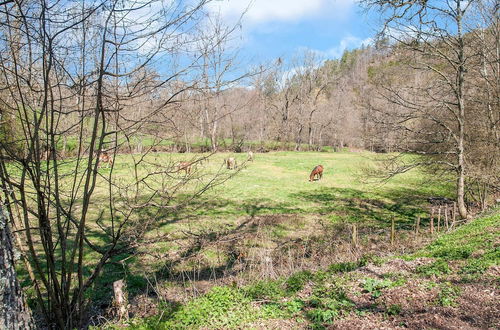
[291,186,433,230]
[82,183,447,319]
[166,196,302,221]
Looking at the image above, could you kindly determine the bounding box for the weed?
[306,308,338,325]
[459,247,499,280]
[245,279,286,301]
[386,304,402,316]
[286,270,312,293]
[283,299,305,314]
[329,261,359,273]
[155,286,256,329]
[435,283,460,307]
[416,260,451,277]
[362,278,393,299]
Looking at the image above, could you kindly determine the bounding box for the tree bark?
[456,0,468,219]
[0,205,34,329]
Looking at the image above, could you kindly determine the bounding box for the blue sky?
[207,0,376,66]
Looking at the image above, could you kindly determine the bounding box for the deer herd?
[91,149,325,181]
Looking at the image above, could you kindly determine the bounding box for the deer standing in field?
[226,157,237,169]
[176,161,192,175]
[309,165,323,182]
[98,151,113,168]
[247,151,254,161]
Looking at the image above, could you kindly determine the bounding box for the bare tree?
[359,0,500,218]
[195,11,250,151]
[0,0,243,327]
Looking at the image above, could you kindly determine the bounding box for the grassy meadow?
[68,152,454,306]
[19,151,457,322]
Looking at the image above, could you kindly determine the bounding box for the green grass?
[172,151,452,221]
[416,209,499,261]
[17,151,459,317]
[122,206,499,329]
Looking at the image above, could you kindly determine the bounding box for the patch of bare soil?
[452,283,500,328]
[485,265,500,278]
[379,280,438,312]
[336,256,500,330]
[330,313,406,329]
[358,258,434,277]
[391,306,493,330]
[245,318,305,329]
[331,280,500,330]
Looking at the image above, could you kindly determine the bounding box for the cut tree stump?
[113,279,128,320]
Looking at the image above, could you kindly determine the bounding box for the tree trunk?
[0,205,34,329]
[456,0,468,219]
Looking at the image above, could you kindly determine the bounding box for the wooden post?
[390,216,395,245]
[445,205,449,230]
[430,207,435,235]
[452,202,457,227]
[113,280,128,320]
[437,206,441,232]
[351,223,358,248]
[415,216,420,236]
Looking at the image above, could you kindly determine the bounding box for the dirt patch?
[395,308,481,329]
[358,258,434,278]
[246,318,305,329]
[485,265,500,278]
[454,283,500,328]
[379,280,438,313]
[330,313,405,329]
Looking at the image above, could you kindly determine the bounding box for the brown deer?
[226,157,237,169]
[98,151,113,168]
[309,165,323,182]
[176,161,192,175]
[247,151,254,161]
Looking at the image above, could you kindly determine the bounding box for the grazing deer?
[226,157,237,169]
[309,165,323,182]
[98,151,113,168]
[176,161,192,175]
[247,151,254,161]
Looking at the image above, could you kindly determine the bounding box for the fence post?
[113,279,128,320]
[437,206,441,232]
[415,216,420,236]
[445,205,449,230]
[351,223,358,248]
[390,216,395,245]
[430,207,435,235]
[452,202,457,228]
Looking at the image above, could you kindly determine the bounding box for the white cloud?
[208,0,356,25]
[323,35,373,58]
